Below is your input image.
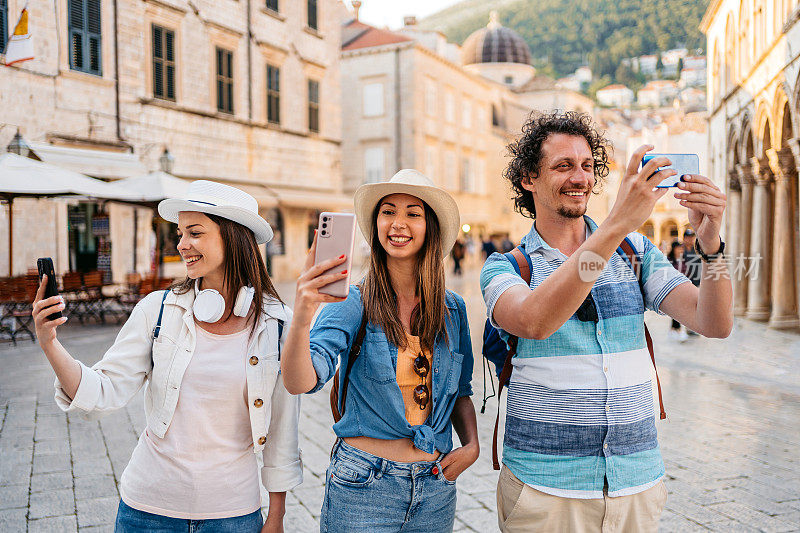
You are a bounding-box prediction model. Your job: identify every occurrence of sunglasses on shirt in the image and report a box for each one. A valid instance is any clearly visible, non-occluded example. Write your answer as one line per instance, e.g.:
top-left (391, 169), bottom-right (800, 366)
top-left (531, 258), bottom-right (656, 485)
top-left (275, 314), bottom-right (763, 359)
top-left (412, 353), bottom-right (430, 410)
top-left (576, 293), bottom-right (599, 323)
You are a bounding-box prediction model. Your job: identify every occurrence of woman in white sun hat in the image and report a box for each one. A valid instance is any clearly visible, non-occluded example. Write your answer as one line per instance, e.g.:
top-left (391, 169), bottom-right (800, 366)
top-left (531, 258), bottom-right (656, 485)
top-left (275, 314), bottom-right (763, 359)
top-left (281, 169), bottom-right (479, 532)
top-left (31, 180), bottom-right (301, 533)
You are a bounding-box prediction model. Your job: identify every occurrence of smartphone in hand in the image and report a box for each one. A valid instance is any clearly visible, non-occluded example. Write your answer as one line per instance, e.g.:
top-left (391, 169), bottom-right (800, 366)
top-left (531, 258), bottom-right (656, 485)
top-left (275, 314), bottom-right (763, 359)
top-left (36, 257), bottom-right (63, 321)
top-left (641, 153), bottom-right (700, 188)
top-left (314, 213), bottom-right (356, 298)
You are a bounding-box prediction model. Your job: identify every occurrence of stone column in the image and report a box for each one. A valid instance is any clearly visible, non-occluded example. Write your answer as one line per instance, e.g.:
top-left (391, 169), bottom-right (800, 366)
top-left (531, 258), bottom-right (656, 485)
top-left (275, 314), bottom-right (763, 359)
top-left (766, 144), bottom-right (800, 329)
top-left (726, 171), bottom-right (741, 301)
top-left (745, 157), bottom-right (773, 321)
top-left (734, 164), bottom-right (754, 316)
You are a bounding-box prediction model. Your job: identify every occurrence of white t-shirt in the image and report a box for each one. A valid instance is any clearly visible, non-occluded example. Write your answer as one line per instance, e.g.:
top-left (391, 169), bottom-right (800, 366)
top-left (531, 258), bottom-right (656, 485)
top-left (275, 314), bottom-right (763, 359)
top-left (120, 326), bottom-right (260, 519)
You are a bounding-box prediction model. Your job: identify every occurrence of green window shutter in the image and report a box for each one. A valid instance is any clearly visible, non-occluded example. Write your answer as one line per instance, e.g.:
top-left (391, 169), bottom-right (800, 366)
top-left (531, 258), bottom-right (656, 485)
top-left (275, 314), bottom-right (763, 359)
top-left (68, 0), bottom-right (85, 71)
top-left (307, 0), bottom-right (317, 30)
top-left (152, 25), bottom-right (163, 98)
top-left (0, 0), bottom-right (8, 54)
top-left (68, 0), bottom-right (102, 75)
top-left (86, 0), bottom-right (102, 75)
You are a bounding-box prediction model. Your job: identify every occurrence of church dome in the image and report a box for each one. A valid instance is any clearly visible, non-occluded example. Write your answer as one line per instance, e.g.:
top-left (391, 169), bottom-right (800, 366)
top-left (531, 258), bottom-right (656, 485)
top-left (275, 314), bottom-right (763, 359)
top-left (461, 12), bottom-right (531, 66)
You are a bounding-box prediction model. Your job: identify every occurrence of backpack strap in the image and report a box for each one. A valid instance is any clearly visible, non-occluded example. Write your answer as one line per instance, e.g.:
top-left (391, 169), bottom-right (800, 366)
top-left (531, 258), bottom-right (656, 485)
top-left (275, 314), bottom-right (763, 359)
top-left (330, 309), bottom-right (368, 422)
top-left (618, 238), bottom-right (667, 420)
top-left (277, 319), bottom-right (284, 360)
top-left (150, 290), bottom-right (170, 371)
top-left (492, 245), bottom-right (532, 470)
top-left (152, 290), bottom-right (169, 340)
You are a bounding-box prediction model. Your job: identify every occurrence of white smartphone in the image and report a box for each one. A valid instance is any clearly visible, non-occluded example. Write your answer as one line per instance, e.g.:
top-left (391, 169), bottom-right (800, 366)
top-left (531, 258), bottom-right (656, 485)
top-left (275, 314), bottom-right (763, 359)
top-left (314, 212), bottom-right (356, 298)
top-left (641, 153), bottom-right (700, 188)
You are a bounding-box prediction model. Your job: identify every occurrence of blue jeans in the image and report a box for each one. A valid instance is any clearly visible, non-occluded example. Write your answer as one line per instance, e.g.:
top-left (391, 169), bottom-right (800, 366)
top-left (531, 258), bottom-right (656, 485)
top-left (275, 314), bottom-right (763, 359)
top-left (320, 440), bottom-right (457, 533)
top-left (115, 500), bottom-right (263, 533)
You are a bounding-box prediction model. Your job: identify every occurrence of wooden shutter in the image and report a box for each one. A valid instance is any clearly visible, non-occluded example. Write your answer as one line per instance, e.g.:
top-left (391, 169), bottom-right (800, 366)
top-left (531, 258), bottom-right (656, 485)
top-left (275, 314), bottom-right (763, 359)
top-left (307, 0), bottom-right (317, 30)
top-left (87, 0), bottom-right (101, 74)
top-left (0, 0), bottom-right (7, 54)
top-left (267, 64), bottom-right (280, 124)
top-left (68, 0), bottom-right (102, 75)
top-left (308, 79), bottom-right (319, 133)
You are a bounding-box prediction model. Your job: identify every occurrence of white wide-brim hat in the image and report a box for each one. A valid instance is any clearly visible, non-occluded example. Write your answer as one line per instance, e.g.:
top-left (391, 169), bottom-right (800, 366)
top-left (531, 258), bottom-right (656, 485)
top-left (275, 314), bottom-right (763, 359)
top-left (353, 169), bottom-right (460, 256)
top-left (158, 180), bottom-right (273, 244)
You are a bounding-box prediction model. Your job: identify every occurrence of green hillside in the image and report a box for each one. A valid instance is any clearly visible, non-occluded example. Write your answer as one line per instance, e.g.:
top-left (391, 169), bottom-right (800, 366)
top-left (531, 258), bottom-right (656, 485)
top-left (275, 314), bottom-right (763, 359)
top-left (418, 0), bottom-right (709, 86)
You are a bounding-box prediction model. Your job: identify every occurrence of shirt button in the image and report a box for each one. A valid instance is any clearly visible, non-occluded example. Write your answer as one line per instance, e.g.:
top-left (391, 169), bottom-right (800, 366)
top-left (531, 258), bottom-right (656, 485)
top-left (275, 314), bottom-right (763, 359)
top-left (605, 405), bottom-right (610, 411)
top-left (249, 356), bottom-right (259, 365)
top-left (597, 330), bottom-right (603, 336)
top-left (254, 399), bottom-right (263, 408)
top-left (258, 436), bottom-right (266, 445)
top-left (603, 443), bottom-right (608, 449)
top-left (603, 367), bottom-right (609, 372)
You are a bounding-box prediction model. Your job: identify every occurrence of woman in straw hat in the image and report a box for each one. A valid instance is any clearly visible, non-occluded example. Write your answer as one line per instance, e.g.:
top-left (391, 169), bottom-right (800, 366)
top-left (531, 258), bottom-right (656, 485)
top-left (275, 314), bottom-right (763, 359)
top-left (281, 170), bottom-right (478, 532)
top-left (32, 180), bottom-right (301, 532)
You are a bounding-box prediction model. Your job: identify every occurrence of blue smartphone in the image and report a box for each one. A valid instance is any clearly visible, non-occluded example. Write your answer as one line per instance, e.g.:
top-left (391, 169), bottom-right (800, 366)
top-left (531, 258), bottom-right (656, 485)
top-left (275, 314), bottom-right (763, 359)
top-left (641, 153), bottom-right (700, 188)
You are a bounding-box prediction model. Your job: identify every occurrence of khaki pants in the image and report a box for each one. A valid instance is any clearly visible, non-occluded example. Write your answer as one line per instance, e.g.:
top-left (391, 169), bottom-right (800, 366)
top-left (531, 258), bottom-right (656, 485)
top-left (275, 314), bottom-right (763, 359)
top-left (496, 466), bottom-right (667, 533)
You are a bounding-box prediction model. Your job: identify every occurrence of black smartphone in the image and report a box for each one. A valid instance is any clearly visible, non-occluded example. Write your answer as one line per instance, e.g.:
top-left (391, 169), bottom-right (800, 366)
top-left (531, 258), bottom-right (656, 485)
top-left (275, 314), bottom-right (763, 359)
top-left (36, 257), bottom-right (63, 321)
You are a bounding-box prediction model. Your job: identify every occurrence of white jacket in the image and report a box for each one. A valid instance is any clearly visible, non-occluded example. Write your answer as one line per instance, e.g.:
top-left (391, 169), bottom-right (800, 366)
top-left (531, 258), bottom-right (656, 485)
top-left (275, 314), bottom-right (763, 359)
top-left (54, 289), bottom-right (303, 492)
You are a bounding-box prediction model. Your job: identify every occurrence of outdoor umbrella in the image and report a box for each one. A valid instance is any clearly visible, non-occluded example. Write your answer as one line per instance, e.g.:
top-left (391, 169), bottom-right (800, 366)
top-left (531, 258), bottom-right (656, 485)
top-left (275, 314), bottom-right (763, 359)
top-left (114, 171), bottom-right (191, 275)
top-left (0, 153), bottom-right (141, 275)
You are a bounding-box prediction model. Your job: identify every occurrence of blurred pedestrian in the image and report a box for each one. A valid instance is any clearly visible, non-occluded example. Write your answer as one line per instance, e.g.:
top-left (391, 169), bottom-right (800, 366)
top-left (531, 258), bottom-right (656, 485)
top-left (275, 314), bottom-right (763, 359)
top-left (482, 235), bottom-right (497, 259)
top-left (451, 238), bottom-right (465, 275)
top-left (667, 240), bottom-right (688, 342)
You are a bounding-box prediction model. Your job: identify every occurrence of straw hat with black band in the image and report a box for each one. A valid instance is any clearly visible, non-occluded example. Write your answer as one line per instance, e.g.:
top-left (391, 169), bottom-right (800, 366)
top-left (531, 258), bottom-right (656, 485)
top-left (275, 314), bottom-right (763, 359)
top-left (158, 180), bottom-right (273, 244)
top-left (353, 169), bottom-right (460, 256)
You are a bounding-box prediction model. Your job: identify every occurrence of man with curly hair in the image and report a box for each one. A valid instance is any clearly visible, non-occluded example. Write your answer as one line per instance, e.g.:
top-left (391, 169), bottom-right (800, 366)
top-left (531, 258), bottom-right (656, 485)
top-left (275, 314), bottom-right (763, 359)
top-left (480, 111), bottom-right (732, 532)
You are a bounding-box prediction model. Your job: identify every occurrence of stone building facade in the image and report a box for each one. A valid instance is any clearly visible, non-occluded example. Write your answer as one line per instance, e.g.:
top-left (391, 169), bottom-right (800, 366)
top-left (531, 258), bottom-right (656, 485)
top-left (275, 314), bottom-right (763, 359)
top-left (702, 0), bottom-right (800, 329)
top-left (1, 0), bottom-right (347, 282)
top-left (340, 14), bottom-right (602, 252)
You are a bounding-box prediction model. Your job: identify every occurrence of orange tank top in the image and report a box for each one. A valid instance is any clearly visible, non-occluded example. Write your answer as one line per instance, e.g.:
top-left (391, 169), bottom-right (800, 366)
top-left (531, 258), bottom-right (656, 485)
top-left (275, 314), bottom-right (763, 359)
top-left (396, 334), bottom-right (433, 426)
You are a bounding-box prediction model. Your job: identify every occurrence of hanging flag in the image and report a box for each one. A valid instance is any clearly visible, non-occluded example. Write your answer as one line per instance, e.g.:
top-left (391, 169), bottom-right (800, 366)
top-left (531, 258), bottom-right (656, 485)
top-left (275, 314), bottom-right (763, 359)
top-left (4, 4), bottom-right (34, 66)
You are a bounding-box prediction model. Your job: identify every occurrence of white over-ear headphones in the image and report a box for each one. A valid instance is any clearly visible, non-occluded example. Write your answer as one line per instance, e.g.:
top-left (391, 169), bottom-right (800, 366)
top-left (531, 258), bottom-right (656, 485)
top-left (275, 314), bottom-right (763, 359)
top-left (193, 282), bottom-right (255, 323)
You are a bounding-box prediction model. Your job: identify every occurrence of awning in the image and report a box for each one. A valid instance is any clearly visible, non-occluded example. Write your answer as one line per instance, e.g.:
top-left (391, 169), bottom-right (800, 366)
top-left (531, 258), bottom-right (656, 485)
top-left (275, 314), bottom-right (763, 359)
top-left (29, 142), bottom-right (147, 179)
top-left (275, 188), bottom-right (352, 211)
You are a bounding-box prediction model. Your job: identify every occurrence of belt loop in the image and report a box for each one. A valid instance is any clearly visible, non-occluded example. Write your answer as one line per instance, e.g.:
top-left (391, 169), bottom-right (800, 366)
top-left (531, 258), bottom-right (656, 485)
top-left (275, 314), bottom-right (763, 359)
top-left (330, 437), bottom-right (342, 459)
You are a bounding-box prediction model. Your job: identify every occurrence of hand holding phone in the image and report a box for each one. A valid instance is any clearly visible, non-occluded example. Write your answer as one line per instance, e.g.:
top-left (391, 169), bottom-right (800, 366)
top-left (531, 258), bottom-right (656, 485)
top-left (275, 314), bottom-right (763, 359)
top-left (314, 213), bottom-right (356, 298)
top-left (641, 153), bottom-right (700, 188)
top-left (36, 258), bottom-right (62, 321)
top-left (33, 258), bottom-right (68, 345)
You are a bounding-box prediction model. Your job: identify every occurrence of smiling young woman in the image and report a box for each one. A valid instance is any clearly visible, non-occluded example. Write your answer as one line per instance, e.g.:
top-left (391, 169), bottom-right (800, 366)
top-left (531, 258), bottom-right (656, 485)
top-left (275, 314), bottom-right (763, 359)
top-left (280, 169), bottom-right (479, 533)
top-left (31, 180), bottom-right (301, 533)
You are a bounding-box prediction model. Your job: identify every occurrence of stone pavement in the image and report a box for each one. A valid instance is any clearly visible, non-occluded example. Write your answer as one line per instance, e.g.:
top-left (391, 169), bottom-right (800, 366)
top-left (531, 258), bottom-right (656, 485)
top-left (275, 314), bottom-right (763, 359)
top-left (1, 269), bottom-right (799, 532)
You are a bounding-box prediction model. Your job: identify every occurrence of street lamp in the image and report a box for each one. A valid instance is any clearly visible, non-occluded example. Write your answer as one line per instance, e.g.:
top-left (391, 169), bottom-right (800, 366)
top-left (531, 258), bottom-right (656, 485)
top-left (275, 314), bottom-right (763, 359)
top-left (6, 130), bottom-right (31, 158)
top-left (159, 148), bottom-right (175, 174)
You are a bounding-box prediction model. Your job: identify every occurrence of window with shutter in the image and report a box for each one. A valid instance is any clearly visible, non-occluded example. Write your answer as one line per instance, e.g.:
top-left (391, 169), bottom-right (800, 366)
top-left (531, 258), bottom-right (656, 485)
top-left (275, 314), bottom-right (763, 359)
top-left (307, 0), bottom-right (317, 30)
top-left (267, 64), bottom-right (280, 124)
top-left (0, 0), bottom-right (8, 54)
top-left (216, 47), bottom-right (234, 114)
top-left (68, 0), bottom-right (102, 75)
top-left (152, 24), bottom-right (175, 101)
top-left (308, 79), bottom-right (319, 133)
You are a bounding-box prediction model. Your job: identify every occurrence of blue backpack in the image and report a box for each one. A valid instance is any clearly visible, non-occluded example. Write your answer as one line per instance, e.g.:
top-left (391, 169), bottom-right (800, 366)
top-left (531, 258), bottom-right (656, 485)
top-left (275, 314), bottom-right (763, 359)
top-left (480, 246), bottom-right (532, 413)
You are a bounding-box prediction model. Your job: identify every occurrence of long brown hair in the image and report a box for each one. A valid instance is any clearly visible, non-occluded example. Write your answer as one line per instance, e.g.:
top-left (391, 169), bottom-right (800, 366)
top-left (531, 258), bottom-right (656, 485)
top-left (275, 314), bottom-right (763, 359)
top-left (360, 198), bottom-right (447, 352)
top-left (170, 213), bottom-right (282, 336)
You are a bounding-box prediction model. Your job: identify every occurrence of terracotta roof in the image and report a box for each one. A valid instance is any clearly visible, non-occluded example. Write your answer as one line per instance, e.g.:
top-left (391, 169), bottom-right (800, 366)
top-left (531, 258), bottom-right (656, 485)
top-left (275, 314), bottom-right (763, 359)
top-left (598, 84), bottom-right (630, 91)
top-left (342, 20), bottom-right (412, 51)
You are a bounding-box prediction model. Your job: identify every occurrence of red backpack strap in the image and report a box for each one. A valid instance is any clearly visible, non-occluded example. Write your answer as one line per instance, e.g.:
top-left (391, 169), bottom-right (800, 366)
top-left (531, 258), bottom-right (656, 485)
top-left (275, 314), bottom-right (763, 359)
top-left (619, 239), bottom-right (667, 420)
top-left (492, 247), bottom-right (532, 470)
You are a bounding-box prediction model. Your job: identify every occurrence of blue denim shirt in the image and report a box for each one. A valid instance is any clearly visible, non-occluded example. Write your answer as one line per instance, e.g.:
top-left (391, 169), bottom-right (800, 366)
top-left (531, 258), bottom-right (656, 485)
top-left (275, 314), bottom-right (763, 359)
top-left (308, 285), bottom-right (474, 455)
